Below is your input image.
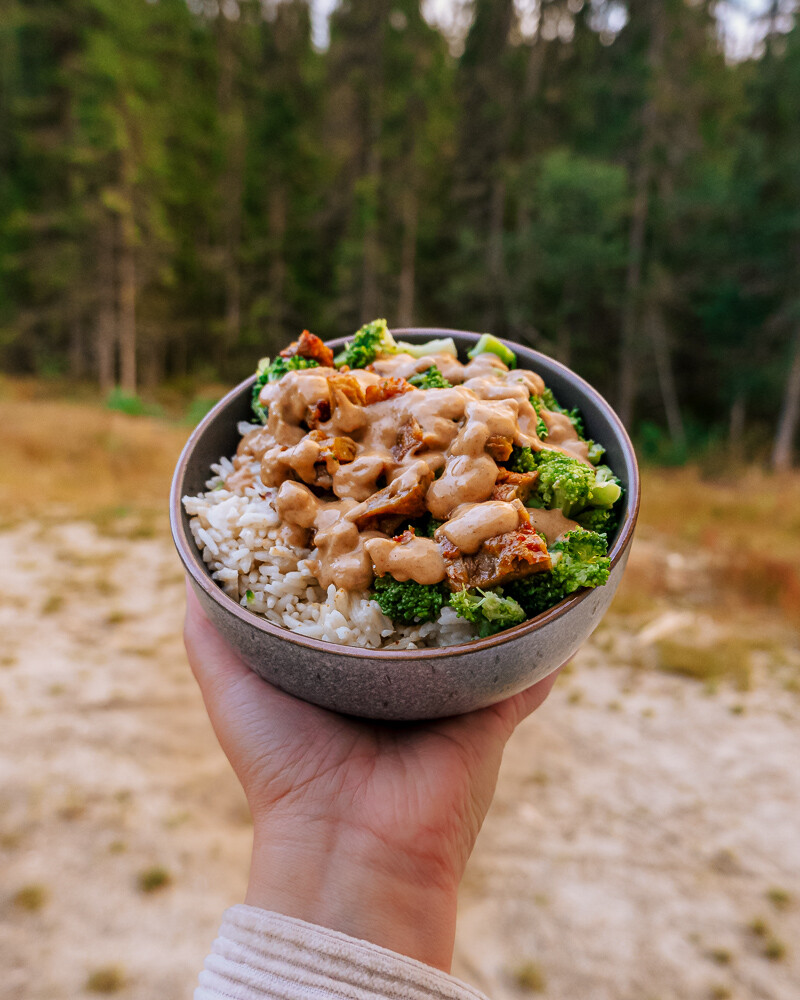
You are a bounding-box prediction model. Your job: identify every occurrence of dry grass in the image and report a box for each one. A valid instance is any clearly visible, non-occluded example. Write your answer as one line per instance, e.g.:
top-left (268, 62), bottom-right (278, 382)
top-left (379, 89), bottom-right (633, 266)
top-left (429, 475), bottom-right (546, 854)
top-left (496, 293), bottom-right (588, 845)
top-left (638, 466), bottom-right (800, 623)
top-left (656, 639), bottom-right (752, 691)
top-left (13, 884), bottom-right (48, 911)
top-left (766, 886), bottom-right (792, 910)
top-left (85, 966), bottom-right (126, 993)
top-left (512, 961), bottom-right (547, 992)
top-left (137, 865), bottom-right (172, 893)
top-left (764, 937), bottom-right (788, 961)
top-left (0, 394), bottom-right (186, 521)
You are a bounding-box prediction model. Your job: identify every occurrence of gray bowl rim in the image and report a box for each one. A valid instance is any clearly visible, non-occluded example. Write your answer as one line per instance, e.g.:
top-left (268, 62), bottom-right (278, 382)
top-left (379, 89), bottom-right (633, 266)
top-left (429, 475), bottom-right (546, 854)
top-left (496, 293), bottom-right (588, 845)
top-left (170, 327), bottom-right (640, 660)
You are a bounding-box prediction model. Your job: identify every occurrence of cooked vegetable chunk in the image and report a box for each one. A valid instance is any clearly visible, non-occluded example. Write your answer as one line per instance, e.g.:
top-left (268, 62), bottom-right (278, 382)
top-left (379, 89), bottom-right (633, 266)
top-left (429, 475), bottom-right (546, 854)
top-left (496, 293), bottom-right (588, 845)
top-left (507, 528), bottom-right (610, 616)
top-left (408, 365), bottom-right (452, 389)
top-left (467, 333), bottom-right (517, 368)
top-left (449, 587), bottom-right (526, 637)
top-left (372, 576), bottom-right (448, 623)
top-left (334, 318), bottom-right (398, 368)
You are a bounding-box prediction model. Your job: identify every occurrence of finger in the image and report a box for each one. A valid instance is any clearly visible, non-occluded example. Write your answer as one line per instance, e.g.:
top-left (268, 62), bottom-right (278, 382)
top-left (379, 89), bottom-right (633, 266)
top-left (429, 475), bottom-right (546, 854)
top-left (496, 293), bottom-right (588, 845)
top-left (502, 665), bottom-right (562, 728)
top-left (182, 578), bottom-right (333, 743)
top-left (483, 664), bottom-right (564, 737)
top-left (183, 580), bottom-right (253, 692)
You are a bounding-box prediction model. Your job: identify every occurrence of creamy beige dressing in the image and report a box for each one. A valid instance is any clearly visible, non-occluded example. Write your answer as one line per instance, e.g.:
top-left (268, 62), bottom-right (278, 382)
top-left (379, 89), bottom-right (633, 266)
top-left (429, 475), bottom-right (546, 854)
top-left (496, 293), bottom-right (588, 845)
top-left (525, 507), bottom-right (580, 544)
top-left (228, 350), bottom-right (591, 589)
top-left (364, 536), bottom-right (446, 585)
top-left (437, 501), bottom-right (523, 554)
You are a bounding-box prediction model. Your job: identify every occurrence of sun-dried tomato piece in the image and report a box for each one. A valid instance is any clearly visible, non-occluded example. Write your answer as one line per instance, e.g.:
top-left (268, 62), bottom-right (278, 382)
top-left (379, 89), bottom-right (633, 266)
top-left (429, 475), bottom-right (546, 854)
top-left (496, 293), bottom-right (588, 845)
top-left (327, 371), bottom-right (366, 406)
top-left (307, 431), bottom-right (358, 473)
top-left (440, 521), bottom-right (551, 591)
top-left (485, 434), bottom-right (514, 462)
top-left (392, 528), bottom-right (416, 544)
top-left (364, 377), bottom-right (414, 406)
top-left (391, 416), bottom-right (424, 462)
top-left (491, 468), bottom-right (539, 503)
top-left (350, 468), bottom-right (434, 533)
top-left (280, 329), bottom-right (334, 367)
top-left (306, 398), bottom-right (332, 429)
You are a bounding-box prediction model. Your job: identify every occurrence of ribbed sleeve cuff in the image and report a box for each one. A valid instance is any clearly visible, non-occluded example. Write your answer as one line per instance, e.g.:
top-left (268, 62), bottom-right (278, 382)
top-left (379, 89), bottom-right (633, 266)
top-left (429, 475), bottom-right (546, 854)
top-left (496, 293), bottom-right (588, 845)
top-left (195, 905), bottom-right (489, 1000)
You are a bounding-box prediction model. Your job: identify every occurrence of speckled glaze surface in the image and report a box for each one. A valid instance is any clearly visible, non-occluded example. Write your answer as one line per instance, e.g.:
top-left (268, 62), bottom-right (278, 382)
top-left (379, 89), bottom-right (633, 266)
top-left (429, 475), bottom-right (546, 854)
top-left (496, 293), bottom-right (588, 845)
top-left (170, 328), bottom-right (640, 720)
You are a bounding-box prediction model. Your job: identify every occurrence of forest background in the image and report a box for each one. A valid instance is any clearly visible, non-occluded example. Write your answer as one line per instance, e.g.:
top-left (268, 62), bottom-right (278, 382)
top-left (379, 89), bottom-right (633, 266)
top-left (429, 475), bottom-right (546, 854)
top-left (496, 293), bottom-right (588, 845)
top-left (2, 0), bottom-right (800, 468)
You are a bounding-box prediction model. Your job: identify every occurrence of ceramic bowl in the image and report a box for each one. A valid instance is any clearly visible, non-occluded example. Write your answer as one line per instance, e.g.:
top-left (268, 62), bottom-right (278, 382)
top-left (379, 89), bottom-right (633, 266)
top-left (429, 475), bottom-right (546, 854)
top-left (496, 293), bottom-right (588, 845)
top-left (170, 328), bottom-right (640, 720)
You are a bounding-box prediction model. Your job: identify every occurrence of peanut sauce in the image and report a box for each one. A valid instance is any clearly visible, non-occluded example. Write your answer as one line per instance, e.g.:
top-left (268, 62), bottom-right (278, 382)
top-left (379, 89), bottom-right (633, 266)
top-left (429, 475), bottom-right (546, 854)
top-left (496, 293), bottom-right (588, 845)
top-left (227, 351), bottom-right (589, 590)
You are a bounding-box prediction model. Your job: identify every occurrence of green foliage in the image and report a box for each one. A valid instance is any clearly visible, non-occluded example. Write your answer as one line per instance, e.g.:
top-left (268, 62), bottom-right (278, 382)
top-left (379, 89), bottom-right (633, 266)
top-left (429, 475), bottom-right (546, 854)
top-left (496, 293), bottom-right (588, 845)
top-left (408, 365), bottom-right (451, 389)
top-left (334, 319), bottom-right (396, 369)
top-left (105, 389), bottom-right (162, 418)
top-left (371, 575), bottom-right (447, 624)
top-left (184, 397), bottom-right (218, 426)
top-left (449, 587), bottom-right (526, 637)
top-left (2, 0), bottom-right (800, 464)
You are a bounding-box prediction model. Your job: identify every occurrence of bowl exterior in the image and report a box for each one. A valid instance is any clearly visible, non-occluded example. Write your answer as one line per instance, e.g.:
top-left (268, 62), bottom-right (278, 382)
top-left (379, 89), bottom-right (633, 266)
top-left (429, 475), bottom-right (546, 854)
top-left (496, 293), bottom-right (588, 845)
top-left (172, 328), bottom-right (639, 720)
top-left (187, 547), bottom-right (629, 720)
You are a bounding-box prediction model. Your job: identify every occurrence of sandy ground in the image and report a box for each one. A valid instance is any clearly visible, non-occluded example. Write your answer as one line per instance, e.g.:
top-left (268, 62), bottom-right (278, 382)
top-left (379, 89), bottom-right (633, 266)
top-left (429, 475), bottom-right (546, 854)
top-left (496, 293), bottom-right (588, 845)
top-left (1, 519), bottom-right (798, 1000)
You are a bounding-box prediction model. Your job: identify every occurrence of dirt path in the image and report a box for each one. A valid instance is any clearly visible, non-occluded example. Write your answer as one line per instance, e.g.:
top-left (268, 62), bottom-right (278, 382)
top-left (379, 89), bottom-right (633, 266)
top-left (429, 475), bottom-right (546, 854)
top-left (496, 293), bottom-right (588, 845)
top-left (1, 521), bottom-right (798, 999)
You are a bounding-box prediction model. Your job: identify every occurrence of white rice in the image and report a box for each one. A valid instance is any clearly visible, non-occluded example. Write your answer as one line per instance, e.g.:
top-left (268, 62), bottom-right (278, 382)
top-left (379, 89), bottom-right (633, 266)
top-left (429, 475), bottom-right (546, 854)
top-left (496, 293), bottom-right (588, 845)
top-left (182, 457), bottom-right (474, 649)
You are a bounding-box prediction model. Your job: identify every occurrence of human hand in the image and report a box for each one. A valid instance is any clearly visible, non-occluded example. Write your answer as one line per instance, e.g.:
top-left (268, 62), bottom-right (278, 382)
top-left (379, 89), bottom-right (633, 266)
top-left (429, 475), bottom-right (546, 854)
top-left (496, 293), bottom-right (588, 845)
top-left (184, 585), bottom-right (560, 972)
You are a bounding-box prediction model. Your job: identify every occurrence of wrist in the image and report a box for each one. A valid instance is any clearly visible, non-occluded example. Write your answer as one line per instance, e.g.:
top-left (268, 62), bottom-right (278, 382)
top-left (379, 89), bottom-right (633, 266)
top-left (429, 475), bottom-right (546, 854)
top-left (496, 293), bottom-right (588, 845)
top-left (245, 818), bottom-right (460, 972)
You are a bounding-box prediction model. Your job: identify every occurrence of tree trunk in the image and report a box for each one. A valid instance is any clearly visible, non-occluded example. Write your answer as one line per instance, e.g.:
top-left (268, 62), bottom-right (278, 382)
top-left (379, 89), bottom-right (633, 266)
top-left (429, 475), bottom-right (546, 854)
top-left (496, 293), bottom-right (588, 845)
top-left (360, 135), bottom-right (382, 322)
top-left (117, 210), bottom-right (137, 395)
top-left (771, 325), bottom-right (800, 471)
top-left (618, 0), bottom-right (664, 428)
top-left (729, 394), bottom-right (745, 454)
top-left (647, 302), bottom-right (686, 451)
top-left (397, 184), bottom-right (418, 327)
top-left (68, 314), bottom-right (84, 379)
top-left (217, 14), bottom-right (245, 359)
top-left (485, 175), bottom-right (507, 330)
top-left (556, 323), bottom-right (571, 367)
top-left (95, 218), bottom-right (116, 392)
top-left (267, 183), bottom-right (287, 347)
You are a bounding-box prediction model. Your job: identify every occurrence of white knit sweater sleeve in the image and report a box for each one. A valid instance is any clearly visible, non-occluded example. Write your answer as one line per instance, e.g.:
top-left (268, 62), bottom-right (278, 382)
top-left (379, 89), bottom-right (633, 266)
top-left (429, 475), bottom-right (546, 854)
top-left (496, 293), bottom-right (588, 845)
top-left (195, 905), bottom-right (490, 1000)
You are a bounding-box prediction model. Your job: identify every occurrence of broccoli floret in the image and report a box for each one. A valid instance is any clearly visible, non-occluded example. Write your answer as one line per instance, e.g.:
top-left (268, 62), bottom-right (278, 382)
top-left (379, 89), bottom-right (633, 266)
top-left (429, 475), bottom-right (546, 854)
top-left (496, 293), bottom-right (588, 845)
top-left (449, 587), bottom-right (527, 637)
top-left (508, 445), bottom-right (537, 474)
top-left (534, 450), bottom-right (597, 517)
top-left (533, 450), bottom-right (622, 516)
top-left (467, 333), bottom-right (517, 368)
top-left (334, 318), bottom-right (398, 368)
top-left (586, 439), bottom-right (605, 464)
top-left (573, 505), bottom-right (617, 539)
top-left (530, 395), bottom-right (549, 440)
top-left (540, 387), bottom-right (585, 437)
top-left (423, 515), bottom-right (443, 538)
top-left (252, 352), bottom-right (325, 421)
top-left (269, 354), bottom-right (320, 381)
top-left (505, 572), bottom-right (566, 618)
top-left (395, 515), bottom-right (443, 539)
top-left (372, 576), bottom-right (447, 624)
top-left (550, 528), bottom-right (610, 592)
top-left (507, 528), bottom-right (610, 616)
top-left (395, 337), bottom-right (458, 358)
top-left (251, 357), bottom-right (271, 423)
top-left (591, 465), bottom-right (622, 507)
top-left (408, 365), bottom-right (452, 390)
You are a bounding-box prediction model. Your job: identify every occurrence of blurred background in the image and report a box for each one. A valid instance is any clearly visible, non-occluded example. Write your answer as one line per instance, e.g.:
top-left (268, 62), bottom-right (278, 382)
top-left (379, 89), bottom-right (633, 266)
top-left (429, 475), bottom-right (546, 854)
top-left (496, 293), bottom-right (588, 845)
top-left (1, 1), bottom-right (799, 999)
